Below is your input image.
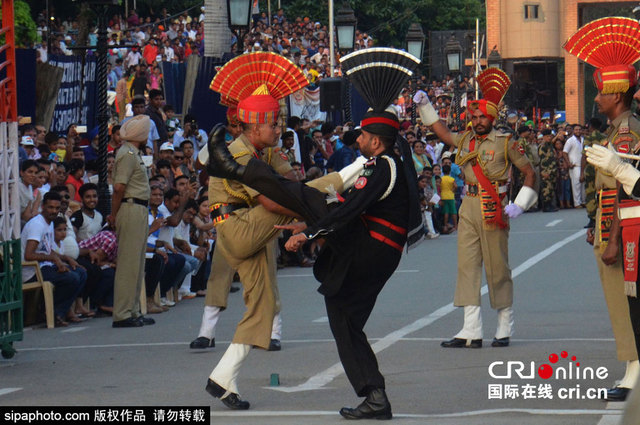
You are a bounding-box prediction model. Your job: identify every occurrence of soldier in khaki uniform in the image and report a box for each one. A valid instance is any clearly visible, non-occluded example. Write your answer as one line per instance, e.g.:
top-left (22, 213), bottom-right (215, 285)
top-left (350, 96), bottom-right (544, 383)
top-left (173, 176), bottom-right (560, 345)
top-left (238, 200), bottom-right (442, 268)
top-left (417, 68), bottom-right (537, 348)
top-left (107, 115), bottom-right (155, 328)
top-left (565, 17), bottom-right (640, 401)
top-left (538, 129), bottom-right (558, 212)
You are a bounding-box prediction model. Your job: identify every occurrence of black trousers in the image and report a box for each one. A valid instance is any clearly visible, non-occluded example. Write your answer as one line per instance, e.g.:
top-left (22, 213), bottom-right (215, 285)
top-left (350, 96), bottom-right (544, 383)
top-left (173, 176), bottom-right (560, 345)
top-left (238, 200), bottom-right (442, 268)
top-left (628, 295), bottom-right (640, 358)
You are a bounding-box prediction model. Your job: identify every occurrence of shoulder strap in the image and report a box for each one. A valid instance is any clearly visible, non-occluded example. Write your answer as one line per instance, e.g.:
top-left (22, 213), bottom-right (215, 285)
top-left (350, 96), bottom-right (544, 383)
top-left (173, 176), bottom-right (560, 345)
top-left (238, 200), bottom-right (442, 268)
top-left (378, 155), bottom-right (397, 201)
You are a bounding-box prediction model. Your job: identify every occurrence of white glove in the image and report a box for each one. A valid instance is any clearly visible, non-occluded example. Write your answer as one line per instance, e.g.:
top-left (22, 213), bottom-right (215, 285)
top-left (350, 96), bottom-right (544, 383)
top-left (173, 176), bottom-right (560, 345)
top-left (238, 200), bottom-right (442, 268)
top-left (504, 203), bottom-right (524, 219)
top-left (413, 90), bottom-right (440, 126)
top-left (586, 144), bottom-right (640, 195)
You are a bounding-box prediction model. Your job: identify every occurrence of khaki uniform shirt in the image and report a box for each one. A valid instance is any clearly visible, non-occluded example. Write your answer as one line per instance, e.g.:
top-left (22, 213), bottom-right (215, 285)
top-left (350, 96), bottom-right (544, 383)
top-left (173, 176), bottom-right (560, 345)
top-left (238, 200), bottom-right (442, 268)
top-left (596, 110), bottom-right (640, 191)
top-left (113, 141), bottom-right (150, 200)
top-left (208, 134), bottom-right (293, 205)
top-left (454, 128), bottom-right (530, 183)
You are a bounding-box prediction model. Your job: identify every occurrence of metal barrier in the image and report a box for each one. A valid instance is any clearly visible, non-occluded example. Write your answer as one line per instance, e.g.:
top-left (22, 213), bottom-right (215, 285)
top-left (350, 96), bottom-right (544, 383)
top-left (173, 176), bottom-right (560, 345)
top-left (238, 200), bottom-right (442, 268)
top-left (0, 0), bottom-right (22, 358)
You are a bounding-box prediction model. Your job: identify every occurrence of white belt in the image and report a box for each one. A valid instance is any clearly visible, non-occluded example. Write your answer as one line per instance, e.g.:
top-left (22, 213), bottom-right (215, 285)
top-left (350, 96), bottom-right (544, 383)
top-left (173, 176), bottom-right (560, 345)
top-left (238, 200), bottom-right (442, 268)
top-left (465, 184), bottom-right (508, 194)
top-left (619, 206), bottom-right (640, 220)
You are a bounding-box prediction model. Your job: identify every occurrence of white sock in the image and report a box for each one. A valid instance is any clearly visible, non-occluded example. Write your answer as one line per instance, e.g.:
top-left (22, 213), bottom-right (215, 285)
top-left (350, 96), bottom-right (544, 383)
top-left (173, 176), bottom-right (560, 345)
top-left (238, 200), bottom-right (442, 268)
top-left (271, 312), bottom-right (282, 340)
top-left (198, 306), bottom-right (221, 339)
top-left (495, 306), bottom-right (514, 339)
top-left (619, 360), bottom-right (640, 389)
top-left (338, 156), bottom-right (367, 189)
top-left (454, 305), bottom-right (482, 339)
top-left (209, 343), bottom-right (251, 395)
top-left (425, 211), bottom-right (437, 234)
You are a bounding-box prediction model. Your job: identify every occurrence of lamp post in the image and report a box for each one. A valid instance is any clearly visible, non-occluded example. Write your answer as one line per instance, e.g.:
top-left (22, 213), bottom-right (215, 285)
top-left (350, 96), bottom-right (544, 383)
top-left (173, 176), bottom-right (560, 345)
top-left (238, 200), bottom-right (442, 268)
top-left (406, 23), bottom-right (425, 124)
top-left (335, 4), bottom-right (357, 123)
top-left (90, 0), bottom-right (119, 216)
top-left (444, 34), bottom-right (463, 130)
top-left (227, 0), bottom-right (253, 55)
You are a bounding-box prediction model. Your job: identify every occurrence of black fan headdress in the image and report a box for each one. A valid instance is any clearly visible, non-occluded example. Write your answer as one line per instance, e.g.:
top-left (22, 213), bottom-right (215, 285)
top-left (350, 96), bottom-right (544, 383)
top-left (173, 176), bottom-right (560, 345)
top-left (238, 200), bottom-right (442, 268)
top-left (340, 47), bottom-right (420, 138)
top-left (341, 47), bottom-right (425, 250)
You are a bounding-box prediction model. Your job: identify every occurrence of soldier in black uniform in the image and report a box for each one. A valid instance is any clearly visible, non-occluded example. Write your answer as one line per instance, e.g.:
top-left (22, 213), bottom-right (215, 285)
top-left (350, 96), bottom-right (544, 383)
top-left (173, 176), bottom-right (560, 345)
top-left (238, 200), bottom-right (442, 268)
top-left (206, 48), bottom-right (424, 420)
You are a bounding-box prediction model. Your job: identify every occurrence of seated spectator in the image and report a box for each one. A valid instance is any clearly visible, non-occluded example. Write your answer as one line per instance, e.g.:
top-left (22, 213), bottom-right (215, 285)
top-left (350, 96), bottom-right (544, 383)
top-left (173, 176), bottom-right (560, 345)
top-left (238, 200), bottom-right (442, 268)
top-left (179, 140), bottom-right (197, 176)
top-left (71, 183), bottom-right (104, 241)
top-left (65, 159), bottom-right (85, 202)
top-left (78, 230), bottom-right (117, 315)
top-left (173, 199), bottom-right (207, 298)
top-left (21, 136), bottom-right (41, 160)
top-left (20, 159), bottom-right (41, 228)
top-left (147, 186), bottom-right (186, 309)
top-left (22, 192), bottom-right (87, 327)
top-left (412, 140), bottom-right (431, 174)
top-left (158, 188), bottom-right (198, 301)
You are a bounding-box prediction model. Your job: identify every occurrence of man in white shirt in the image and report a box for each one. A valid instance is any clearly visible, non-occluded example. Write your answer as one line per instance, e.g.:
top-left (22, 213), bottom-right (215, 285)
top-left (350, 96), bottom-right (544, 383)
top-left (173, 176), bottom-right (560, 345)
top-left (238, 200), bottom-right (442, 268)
top-left (125, 48), bottom-right (142, 69)
top-left (22, 192), bottom-right (86, 326)
top-left (563, 124), bottom-right (586, 207)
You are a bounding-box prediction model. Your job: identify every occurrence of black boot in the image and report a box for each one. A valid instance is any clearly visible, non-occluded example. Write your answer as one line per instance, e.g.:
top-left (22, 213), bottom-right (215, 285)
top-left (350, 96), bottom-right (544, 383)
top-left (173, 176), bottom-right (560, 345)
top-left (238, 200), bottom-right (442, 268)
top-left (206, 123), bottom-right (246, 180)
top-left (339, 388), bottom-right (392, 420)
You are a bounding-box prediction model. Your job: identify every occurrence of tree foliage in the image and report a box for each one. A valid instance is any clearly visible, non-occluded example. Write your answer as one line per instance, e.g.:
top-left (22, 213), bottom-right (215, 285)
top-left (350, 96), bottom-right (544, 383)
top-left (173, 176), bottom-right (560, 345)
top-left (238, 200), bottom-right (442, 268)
top-left (279, 0), bottom-right (484, 47)
top-left (1, 0), bottom-right (38, 47)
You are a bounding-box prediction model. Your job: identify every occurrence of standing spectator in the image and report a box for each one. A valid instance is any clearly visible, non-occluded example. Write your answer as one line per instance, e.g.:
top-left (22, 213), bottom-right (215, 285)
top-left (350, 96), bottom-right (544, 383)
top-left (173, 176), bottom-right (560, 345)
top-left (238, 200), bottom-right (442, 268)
top-left (440, 164), bottom-right (458, 232)
top-left (326, 130), bottom-right (358, 172)
top-left (130, 64), bottom-right (150, 98)
top-left (411, 140), bottom-right (431, 174)
top-left (115, 69), bottom-right (130, 122)
top-left (563, 124), bottom-right (586, 207)
top-left (125, 46), bottom-right (142, 69)
top-left (145, 89), bottom-right (169, 145)
top-left (22, 192), bottom-right (87, 327)
top-left (143, 38), bottom-right (158, 65)
top-left (108, 115), bottom-right (155, 328)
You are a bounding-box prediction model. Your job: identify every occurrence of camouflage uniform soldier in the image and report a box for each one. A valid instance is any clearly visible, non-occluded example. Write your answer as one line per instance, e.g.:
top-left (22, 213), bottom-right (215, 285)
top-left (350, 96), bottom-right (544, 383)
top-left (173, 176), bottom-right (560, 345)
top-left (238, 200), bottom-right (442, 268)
top-left (582, 118), bottom-right (606, 228)
top-left (518, 129), bottom-right (540, 210)
top-left (511, 127), bottom-right (530, 200)
top-left (538, 129), bottom-right (558, 212)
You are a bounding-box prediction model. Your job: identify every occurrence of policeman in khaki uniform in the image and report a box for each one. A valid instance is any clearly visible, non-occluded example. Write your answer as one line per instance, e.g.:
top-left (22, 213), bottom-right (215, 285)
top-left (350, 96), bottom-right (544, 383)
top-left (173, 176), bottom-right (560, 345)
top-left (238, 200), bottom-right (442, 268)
top-left (417, 68), bottom-right (537, 348)
top-left (108, 115), bottom-right (155, 328)
top-left (565, 17), bottom-right (640, 401)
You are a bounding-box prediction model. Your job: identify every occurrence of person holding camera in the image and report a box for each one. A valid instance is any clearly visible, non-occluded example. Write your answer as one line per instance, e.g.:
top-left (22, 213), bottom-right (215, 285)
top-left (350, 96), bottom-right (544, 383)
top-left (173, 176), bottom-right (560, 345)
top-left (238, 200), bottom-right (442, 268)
top-left (174, 114), bottom-right (208, 157)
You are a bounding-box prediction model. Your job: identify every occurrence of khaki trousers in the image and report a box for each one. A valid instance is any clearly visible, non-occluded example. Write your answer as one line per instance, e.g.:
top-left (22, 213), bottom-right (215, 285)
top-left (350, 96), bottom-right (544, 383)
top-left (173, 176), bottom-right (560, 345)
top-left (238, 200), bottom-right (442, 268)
top-left (216, 206), bottom-right (290, 349)
top-left (204, 241), bottom-right (237, 309)
top-left (454, 195), bottom-right (513, 310)
top-left (113, 202), bottom-right (149, 321)
top-left (594, 207), bottom-right (638, 361)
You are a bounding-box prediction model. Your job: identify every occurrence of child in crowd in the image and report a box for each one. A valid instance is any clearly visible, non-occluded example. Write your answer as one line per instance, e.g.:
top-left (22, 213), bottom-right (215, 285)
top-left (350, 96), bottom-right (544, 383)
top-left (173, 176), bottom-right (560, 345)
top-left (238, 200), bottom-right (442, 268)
top-left (52, 216), bottom-right (89, 324)
top-left (164, 104), bottom-right (181, 139)
top-left (417, 175), bottom-right (439, 239)
top-left (71, 183), bottom-right (104, 241)
top-left (440, 164), bottom-right (458, 233)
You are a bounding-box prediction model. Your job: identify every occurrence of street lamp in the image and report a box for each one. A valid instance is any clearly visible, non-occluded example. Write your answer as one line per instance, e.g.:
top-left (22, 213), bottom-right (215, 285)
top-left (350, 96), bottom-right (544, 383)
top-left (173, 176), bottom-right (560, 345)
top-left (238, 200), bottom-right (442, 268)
top-left (335, 4), bottom-right (357, 51)
top-left (406, 23), bottom-right (425, 62)
top-left (445, 34), bottom-right (462, 73)
top-left (488, 48), bottom-right (502, 69)
top-left (227, 0), bottom-right (253, 55)
top-left (406, 23), bottom-right (425, 124)
top-left (334, 4), bottom-right (357, 122)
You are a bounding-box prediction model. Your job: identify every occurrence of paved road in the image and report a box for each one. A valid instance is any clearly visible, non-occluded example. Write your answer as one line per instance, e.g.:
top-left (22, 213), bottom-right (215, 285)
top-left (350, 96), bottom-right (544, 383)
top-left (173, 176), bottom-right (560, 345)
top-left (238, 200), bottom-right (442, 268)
top-left (0, 208), bottom-right (632, 424)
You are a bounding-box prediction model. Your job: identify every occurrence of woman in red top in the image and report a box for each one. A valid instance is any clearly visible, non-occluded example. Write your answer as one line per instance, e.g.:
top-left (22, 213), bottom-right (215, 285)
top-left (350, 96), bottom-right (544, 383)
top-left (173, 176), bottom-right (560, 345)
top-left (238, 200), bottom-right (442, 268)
top-left (65, 159), bottom-right (85, 202)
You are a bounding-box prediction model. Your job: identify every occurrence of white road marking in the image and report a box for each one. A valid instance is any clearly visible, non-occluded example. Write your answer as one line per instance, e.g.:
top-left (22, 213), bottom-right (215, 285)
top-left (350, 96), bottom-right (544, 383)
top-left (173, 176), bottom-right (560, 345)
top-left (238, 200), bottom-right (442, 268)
top-left (0, 388), bottom-right (22, 397)
top-left (269, 229), bottom-right (586, 393)
top-left (17, 336), bottom-right (616, 352)
top-left (61, 326), bottom-right (87, 333)
top-left (312, 316), bottom-right (328, 323)
top-left (545, 219), bottom-right (563, 227)
top-left (210, 408), bottom-right (620, 418)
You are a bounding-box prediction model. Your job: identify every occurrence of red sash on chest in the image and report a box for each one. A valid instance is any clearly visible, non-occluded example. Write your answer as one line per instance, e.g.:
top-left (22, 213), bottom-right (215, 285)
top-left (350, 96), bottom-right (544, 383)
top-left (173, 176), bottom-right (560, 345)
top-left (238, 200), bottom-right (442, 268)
top-left (469, 137), bottom-right (507, 229)
top-left (619, 199), bottom-right (640, 285)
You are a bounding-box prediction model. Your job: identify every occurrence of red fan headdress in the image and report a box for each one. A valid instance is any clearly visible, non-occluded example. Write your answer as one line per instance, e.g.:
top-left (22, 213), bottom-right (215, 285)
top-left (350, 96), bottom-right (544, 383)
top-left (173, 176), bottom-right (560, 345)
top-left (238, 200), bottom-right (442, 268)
top-left (564, 17), bottom-right (640, 94)
top-left (210, 52), bottom-right (308, 124)
top-left (219, 95), bottom-right (240, 126)
top-left (468, 67), bottom-right (511, 122)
